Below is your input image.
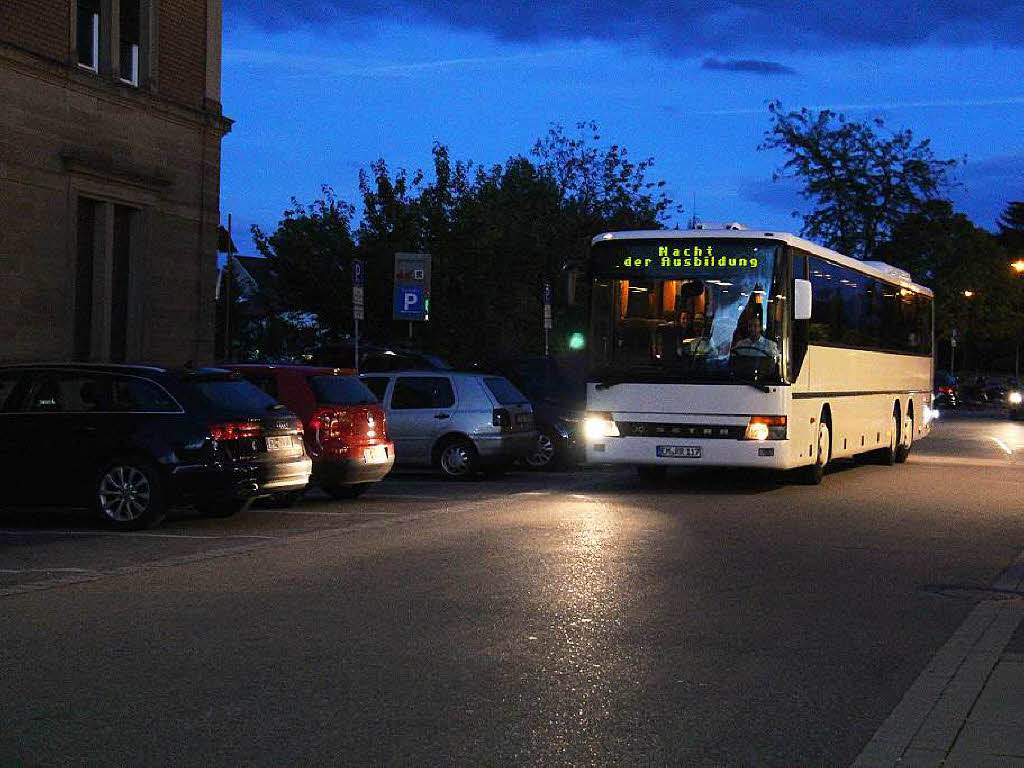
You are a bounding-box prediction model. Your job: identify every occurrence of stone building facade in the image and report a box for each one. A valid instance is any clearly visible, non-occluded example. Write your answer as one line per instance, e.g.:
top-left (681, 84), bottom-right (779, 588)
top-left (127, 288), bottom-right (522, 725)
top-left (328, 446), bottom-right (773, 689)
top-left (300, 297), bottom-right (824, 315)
top-left (0, 0), bottom-right (232, 364)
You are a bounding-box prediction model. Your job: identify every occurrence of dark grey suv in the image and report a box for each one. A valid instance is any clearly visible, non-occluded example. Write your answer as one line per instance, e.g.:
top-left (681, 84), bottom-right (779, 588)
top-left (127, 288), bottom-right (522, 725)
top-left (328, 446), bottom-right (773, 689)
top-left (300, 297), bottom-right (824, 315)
top-left (0, 363), bottom-right (312, 529)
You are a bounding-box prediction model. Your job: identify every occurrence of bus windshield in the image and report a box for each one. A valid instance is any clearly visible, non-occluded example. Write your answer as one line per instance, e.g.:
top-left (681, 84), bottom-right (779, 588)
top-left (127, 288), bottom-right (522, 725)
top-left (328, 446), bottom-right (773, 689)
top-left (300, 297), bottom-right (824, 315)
top-left (588, 238), bottom-right (786, 386)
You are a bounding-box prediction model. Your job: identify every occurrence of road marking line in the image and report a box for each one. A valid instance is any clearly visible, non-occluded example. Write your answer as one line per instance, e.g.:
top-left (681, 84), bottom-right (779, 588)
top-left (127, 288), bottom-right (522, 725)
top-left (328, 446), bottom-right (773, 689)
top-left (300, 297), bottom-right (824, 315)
top-left (361, 494), bottom-right (451, 501)
top-left (0, 498), bottom-right (508, 599)
top-left (990, 436), bottom-right (1013, 455)
top-left (0, 568), bottom-right (99, 574)
top-left (0, 529), bottom-right (277, 540)
top-left (852, 550), bottom-right (1024, 766)
top-left (909, 456), bottom-right (1015, 468)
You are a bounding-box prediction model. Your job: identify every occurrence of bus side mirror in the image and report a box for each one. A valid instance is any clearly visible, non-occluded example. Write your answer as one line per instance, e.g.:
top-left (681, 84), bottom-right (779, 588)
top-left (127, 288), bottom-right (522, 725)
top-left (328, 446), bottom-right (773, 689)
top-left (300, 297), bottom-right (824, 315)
top-left (794, 279), bottom-right (812, 320)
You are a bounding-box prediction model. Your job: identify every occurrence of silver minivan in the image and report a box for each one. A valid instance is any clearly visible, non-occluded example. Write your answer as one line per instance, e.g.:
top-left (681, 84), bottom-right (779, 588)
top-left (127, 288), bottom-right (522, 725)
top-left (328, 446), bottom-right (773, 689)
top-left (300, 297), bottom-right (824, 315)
top-left (360, 371), bottom-right (537, 478)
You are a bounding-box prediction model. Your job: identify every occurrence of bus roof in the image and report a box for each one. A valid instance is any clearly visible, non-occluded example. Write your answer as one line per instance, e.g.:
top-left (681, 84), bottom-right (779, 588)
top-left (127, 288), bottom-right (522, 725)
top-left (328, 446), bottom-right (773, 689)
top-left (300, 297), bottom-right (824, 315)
top-left (590, 229), bottom-right (934, 298)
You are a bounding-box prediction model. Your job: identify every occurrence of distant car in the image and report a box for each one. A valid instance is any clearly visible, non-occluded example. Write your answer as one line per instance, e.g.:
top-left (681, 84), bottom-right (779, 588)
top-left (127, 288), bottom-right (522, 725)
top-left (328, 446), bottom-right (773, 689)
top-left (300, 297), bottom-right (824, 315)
top-left (312, 342), bottom-right (451, 373)
top-left (933, 370), bottom-right (959, 410)
top-left (360, 371), bottom-right (537, 478)
top-left (985, 380), bottom-right (1008, 404)
top-left (484, 356), bottom-right (586, 470)
top-left (224, 364), bottom-right (394, 499)
top-left (0, 363), bottom-right (311, 529)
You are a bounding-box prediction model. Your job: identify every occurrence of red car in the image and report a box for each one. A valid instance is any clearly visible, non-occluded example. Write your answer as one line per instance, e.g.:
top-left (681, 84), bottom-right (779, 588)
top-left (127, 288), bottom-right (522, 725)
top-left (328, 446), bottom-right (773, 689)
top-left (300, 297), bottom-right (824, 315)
top-left (223, 365), bottom-right (394, 499)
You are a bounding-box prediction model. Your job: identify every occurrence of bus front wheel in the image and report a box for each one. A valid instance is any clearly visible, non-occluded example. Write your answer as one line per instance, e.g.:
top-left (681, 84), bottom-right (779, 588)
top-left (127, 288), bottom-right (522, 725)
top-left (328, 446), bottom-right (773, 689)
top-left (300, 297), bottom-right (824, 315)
top-left (799, 420), bottom-right (830, 485)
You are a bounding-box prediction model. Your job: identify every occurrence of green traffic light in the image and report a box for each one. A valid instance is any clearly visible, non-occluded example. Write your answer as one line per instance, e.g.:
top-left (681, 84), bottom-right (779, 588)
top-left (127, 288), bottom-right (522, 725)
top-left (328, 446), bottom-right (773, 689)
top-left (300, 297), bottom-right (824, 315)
top-left (568, 332), bottom-right (586, 350)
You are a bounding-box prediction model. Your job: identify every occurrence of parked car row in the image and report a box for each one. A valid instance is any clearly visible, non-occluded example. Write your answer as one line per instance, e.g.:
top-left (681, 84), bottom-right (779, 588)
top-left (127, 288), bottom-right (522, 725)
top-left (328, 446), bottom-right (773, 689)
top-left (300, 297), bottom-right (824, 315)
top-left (0, 361), bottom-right (548, 530)
top-left (933, 371), bottom-right (1023, 412)
top-left (0, 363), bottom-right (311, 530)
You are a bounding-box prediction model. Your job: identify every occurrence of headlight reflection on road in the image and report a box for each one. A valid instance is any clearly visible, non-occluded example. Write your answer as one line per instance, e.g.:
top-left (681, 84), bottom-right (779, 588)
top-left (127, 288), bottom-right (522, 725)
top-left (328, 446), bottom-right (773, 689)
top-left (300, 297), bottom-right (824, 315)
top-left (526, 495), bottom-right (627, 756)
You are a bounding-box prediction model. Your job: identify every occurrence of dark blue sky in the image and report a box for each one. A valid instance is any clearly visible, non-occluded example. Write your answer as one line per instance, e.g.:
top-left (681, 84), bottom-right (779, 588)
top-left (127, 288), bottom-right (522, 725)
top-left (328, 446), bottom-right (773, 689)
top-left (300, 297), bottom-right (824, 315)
top-left (219, 0), bottom-right (1024, 252)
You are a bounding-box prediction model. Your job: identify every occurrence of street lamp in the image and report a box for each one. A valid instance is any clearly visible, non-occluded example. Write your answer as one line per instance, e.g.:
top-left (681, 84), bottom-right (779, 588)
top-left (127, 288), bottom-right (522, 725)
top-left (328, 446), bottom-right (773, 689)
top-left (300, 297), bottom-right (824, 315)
top-left (962, 289), bottom-right (975, 298)
top-left (1012, 259), bottom-right (1024, 273)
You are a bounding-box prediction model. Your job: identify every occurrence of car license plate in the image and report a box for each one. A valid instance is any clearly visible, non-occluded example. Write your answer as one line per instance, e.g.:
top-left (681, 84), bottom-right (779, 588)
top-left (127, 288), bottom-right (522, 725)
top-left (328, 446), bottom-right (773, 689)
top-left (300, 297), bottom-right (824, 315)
top-left (266, 436), bottom-right (292, 452)
top-left (364, 445), bottom-right (389, 463)
top-left (656, 445), bottom-right (701, 458)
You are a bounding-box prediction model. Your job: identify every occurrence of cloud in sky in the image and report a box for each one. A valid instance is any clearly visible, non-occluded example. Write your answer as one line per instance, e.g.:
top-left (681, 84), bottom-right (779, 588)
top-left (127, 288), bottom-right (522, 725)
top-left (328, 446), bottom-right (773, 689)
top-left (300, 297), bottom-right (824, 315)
top-left (226, 0), bottom-right (1024, 51)
top-left (701, 58), bottom-right (796, 75)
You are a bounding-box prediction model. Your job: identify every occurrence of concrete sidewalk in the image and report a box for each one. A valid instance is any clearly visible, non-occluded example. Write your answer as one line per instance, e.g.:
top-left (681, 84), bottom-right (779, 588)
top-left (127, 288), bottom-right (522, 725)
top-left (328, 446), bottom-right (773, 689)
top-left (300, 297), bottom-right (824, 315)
top-left (853, 554), bottom-right (1024, 767)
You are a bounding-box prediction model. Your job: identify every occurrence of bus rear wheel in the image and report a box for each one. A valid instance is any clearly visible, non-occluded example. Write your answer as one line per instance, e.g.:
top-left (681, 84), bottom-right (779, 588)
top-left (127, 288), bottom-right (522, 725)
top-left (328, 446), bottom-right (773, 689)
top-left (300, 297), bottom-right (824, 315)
top-left (877, 410), bottom-right (899, 465)
top-left (895, 408), bottom-right (913, 463)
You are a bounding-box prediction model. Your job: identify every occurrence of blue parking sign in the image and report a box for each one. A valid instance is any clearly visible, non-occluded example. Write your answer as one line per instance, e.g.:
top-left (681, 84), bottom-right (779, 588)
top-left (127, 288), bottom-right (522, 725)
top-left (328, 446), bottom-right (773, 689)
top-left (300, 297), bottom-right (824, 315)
top-left (395, 285), bottom-right (426, 320)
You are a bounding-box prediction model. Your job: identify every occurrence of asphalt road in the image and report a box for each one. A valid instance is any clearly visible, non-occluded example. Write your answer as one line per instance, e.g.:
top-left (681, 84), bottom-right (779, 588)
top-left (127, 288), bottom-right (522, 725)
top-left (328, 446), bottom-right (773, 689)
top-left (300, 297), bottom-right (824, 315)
top-left (1, 411), bottom-right (1022, 766)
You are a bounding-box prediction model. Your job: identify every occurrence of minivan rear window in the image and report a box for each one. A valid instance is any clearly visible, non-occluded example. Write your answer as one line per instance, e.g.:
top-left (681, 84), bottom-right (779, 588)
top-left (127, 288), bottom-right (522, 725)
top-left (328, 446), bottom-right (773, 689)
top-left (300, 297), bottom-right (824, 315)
top-left (309, 376), bottom-right (377, 405)
top-left (483, 377), bottom-right (528, 405)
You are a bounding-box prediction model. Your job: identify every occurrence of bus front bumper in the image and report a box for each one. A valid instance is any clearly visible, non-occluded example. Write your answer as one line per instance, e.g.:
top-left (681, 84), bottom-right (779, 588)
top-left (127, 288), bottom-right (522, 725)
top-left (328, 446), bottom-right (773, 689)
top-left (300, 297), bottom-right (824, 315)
top-left (585, 436), bottom-right (798, 470)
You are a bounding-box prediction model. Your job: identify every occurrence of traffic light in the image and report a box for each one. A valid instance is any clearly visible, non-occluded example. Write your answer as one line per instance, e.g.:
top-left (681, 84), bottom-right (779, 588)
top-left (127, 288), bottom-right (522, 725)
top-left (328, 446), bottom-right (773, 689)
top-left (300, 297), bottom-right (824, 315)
top-left (568, 332), bottom-right (585, 350)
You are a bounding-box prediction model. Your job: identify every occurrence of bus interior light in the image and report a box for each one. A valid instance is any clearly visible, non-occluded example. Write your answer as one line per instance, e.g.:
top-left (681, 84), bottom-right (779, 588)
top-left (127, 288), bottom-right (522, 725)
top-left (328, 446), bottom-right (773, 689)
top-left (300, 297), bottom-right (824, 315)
top-left (744, 416), bottom-right (787, 441)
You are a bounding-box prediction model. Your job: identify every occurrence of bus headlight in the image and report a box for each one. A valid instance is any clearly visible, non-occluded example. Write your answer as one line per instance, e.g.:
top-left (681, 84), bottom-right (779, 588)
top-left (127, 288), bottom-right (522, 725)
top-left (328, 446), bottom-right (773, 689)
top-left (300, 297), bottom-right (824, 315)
top-left (584, 413), bottom-right (620, 440)
top-left (1010, 391), bottom-right (1023, 405)
top-left (743, 416), bottom-right (787, 441)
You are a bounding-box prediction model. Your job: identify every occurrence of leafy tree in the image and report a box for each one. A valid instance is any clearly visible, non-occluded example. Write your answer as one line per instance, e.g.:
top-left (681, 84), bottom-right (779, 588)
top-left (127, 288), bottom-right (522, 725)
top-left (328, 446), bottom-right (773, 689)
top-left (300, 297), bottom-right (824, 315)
top-left (759, 101), bottom-right (959, 259)
top-left (996, 201), bottom-right (1024, 255)
top-left (249, 124), bottom-right (679, 365)
top-left (250, 186), bottom-right (359, 341)
top-left (874, 201), bottom-right (1016, 370)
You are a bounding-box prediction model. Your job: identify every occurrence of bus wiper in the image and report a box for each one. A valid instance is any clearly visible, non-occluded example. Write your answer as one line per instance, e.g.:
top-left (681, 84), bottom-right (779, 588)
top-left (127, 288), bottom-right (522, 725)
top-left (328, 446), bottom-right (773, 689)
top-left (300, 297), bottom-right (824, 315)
top-left (595, 377), bottom-right (630, 390)
top-left (724, 368), bottom-right (773, 393)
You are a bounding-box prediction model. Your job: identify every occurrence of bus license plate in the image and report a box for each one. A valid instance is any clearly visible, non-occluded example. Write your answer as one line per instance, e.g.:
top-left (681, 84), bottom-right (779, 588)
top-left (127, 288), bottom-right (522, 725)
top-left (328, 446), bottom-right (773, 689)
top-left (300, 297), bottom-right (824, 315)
top-left (657, 445), bottom-right (701, 459)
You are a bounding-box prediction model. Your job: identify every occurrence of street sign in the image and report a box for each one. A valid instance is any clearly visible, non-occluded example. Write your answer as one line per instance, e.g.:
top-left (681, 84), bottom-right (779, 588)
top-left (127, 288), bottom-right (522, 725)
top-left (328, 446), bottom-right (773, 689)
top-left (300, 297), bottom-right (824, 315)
top-left (543, 281), bottom-right (552, 332)
top-left (352, 259), bottom-right (364, 287)
top-left (394, 253), bottom-right (430, 321)
top-left (395, 285), bottom-right (425, 319)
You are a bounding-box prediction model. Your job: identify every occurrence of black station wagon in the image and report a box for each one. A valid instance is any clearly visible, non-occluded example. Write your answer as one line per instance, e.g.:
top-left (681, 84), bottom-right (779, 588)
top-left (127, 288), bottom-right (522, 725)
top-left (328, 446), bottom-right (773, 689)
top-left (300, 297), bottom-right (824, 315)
top-left (0, 363), bottom-right (312, 530)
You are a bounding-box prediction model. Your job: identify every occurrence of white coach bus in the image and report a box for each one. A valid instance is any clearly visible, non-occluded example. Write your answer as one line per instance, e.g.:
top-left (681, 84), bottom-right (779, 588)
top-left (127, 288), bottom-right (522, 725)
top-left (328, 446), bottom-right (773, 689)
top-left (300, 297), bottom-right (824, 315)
top-left (582, 226), bottom-right (935, 483)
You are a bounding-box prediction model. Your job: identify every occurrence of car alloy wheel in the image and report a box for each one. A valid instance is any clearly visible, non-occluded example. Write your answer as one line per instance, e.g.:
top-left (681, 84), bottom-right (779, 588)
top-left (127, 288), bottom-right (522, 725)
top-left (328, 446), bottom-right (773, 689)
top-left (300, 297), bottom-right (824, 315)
top-left (439, 441), bottom-right (475, 478)
top-left (525, 432), bottom-right (556, 469)
top-left (96, 462), bottom-right (166, 530)
top-left (98, 465), bottom-right (152, 522)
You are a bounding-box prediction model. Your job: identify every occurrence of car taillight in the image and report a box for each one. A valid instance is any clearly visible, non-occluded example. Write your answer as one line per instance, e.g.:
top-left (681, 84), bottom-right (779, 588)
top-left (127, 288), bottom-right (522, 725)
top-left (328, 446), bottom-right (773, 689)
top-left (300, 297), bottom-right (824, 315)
top-left (311, 407), bottom-right (344, 439)
top-left (493, 408), bottom-right (511, 432)
top-left (938, 386), bottom-right (954, 394)
top-left (209, 421), bottom-right (262, 441)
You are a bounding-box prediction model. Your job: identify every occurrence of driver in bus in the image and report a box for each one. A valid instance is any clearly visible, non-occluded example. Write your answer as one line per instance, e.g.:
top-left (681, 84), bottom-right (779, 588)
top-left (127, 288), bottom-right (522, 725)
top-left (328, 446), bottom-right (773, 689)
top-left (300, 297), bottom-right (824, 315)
top-left (731, 313), bottom-right (780, 360)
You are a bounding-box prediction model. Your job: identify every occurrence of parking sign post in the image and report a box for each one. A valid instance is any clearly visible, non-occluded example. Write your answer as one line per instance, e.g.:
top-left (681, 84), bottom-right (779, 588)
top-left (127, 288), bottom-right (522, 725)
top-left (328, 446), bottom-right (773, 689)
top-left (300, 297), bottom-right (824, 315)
top-left (393, 253), bottom-right (431, 348)
top-left (543, 281), bottom-right (552, 356)
top-left (352, 259), bottom-right (364, 374)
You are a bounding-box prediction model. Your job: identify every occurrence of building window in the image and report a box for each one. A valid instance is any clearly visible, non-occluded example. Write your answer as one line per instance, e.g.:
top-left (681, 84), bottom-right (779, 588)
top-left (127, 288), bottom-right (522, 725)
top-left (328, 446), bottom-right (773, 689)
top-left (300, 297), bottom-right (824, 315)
top-left (77, 0), bottom-right (100, 71)
top-left (119, 0), bottom-right (140, 86)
